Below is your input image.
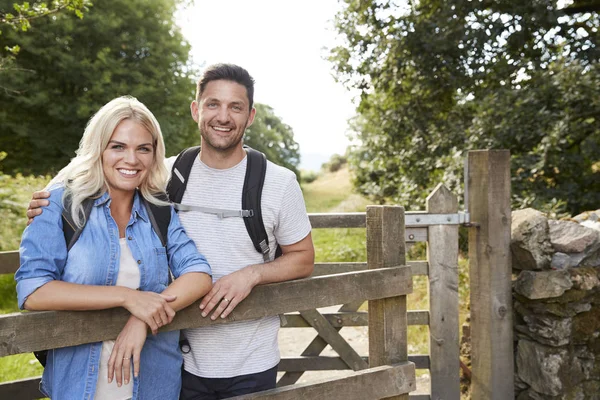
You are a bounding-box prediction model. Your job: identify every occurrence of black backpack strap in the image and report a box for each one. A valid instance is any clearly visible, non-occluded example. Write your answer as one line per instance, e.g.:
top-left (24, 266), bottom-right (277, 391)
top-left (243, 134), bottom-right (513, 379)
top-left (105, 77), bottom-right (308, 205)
top-left (141, 193), bottom-right (173, 284)
top-left (141, 193), bottom-right (171, 248)
top-left (62, 197), bottom-right (94, 251)
top-left (166, 146), bottom-right (201, 204)
top-left (242, 147), bottom-right (271, 262)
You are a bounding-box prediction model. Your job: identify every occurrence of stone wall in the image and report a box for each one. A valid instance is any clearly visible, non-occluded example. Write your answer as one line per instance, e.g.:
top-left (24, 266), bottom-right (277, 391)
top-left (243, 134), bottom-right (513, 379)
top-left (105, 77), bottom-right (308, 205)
top-left (512, 208), bottom-right (600, 399)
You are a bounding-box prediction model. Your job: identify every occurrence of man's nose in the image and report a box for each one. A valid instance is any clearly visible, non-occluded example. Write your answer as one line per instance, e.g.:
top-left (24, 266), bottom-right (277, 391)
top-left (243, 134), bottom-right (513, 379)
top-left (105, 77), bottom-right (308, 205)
top-left (216, 106), bottom-right (230, 123)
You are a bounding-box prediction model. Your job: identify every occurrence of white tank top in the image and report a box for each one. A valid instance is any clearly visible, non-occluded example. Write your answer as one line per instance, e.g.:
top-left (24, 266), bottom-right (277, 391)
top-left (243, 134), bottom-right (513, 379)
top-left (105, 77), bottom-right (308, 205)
top-left (94, 238), bottom-right (140, 400)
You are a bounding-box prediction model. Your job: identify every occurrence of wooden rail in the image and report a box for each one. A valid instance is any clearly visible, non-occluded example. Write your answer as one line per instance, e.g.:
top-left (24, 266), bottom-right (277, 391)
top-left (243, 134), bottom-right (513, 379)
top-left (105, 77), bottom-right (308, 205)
top-left (0, 267), bottom-right (412, 356)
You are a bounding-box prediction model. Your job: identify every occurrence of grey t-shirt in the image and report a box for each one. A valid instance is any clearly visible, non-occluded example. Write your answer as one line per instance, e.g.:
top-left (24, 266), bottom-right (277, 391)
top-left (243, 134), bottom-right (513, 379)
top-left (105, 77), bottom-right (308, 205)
top-left (169, 154), bottom-right (311, 378)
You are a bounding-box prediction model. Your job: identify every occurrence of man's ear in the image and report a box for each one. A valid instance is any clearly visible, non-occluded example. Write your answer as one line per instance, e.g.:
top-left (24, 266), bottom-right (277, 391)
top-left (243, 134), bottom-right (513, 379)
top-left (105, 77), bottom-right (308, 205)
top-left (246, 107), bottom-right (256, 128)
top-left (190, 100), bottom-right (199, 123)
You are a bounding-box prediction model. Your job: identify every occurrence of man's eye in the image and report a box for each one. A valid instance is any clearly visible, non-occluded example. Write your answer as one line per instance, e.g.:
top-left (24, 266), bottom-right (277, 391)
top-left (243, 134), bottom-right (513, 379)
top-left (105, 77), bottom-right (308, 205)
top-left (232, 106), bottom-right (242, 111)
top-left (207, 103), bottom-right (217, 108)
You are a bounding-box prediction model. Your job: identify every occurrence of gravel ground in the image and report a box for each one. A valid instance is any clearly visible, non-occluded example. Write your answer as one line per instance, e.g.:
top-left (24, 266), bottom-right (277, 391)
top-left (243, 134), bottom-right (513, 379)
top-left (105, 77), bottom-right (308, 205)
top-left (277, 306), bottom-right (430, 395)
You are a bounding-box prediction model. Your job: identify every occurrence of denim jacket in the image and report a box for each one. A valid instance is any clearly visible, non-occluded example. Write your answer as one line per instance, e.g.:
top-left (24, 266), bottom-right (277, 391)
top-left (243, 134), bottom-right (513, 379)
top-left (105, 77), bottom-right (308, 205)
top-left (16, 187), bottom-right (211, 400)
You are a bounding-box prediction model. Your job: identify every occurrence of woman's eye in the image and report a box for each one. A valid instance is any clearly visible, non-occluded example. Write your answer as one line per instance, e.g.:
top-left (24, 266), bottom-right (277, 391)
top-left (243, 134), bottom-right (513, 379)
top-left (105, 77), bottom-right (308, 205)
top-left (139, 147), bottom-right (152, 153)
top-left (111, 144), bottom-right (124, 150)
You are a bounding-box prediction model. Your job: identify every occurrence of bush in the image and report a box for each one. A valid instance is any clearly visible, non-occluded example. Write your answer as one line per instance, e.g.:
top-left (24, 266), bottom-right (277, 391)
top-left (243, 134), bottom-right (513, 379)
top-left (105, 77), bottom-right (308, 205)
top-left (322, 153), bottom-right (347, 173)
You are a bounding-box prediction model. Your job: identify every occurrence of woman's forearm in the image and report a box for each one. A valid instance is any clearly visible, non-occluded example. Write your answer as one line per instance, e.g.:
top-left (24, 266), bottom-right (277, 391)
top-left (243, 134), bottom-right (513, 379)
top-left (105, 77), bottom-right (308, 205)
top-left (23, 280), bottom-right (133, 311)
top-left (161, 272), bottom-right (212, 312)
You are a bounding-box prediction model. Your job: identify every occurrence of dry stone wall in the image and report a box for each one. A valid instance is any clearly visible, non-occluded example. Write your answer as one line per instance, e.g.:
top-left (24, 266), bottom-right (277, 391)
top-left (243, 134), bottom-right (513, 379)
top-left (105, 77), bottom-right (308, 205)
top-left (512, 208), bottom-right (600, 400)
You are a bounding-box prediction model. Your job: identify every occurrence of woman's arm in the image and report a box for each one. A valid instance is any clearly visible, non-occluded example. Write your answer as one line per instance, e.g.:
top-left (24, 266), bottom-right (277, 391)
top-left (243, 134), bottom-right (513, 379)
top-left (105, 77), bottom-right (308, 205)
top-left (24, 281), bottom-right (176, 334)
top-left (107, 271), bottom-right (212, 386)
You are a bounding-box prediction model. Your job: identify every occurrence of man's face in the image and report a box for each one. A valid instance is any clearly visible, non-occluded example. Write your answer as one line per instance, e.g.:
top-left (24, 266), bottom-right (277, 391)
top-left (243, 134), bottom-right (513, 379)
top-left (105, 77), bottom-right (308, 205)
top-left (191, 79), bottom-right (256, 153)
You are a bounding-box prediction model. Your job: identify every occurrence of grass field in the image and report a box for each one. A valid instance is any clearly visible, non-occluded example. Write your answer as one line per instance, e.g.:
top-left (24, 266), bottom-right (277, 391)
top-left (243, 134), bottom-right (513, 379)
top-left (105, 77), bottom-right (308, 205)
top-left (0, 166), bottom-right (470, 386)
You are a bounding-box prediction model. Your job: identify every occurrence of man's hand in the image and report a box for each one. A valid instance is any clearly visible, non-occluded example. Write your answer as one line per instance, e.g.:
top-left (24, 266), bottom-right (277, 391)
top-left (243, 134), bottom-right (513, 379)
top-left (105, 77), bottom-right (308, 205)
top-left (107, 316), bottom-right (148, 387)
top-left (199, 267), bottom-right (259, 320)
top-left (26, 190), bottom-right (50, 225)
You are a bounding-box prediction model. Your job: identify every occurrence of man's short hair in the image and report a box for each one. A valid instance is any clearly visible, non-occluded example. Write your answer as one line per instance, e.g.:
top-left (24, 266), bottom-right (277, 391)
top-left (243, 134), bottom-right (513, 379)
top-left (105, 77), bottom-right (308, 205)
top-left (196, 64), bottom-right (255, 110)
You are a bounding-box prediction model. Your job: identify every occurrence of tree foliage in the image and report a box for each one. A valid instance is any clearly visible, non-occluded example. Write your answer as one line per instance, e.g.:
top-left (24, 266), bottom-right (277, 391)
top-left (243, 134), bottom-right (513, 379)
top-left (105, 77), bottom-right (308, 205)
top-left (245, 103), bottom-right (301, 177)
top-left (0, 0), bottom-right (198, 174)
top-left (0, 1), bottom-right (90, 70)
top-left (330, 0), bottom-right (600, 215)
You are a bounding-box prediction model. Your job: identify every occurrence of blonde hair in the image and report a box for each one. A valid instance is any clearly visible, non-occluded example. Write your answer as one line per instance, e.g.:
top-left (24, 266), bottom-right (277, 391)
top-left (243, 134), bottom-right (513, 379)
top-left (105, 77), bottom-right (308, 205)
top-left (48, 96), bottom-right (168, 228)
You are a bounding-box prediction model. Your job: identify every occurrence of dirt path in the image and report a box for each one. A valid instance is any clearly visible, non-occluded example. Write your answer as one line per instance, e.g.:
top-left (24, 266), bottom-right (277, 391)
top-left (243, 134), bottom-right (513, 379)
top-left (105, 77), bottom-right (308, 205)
top-left (277, 306), bottom-right (430, 395)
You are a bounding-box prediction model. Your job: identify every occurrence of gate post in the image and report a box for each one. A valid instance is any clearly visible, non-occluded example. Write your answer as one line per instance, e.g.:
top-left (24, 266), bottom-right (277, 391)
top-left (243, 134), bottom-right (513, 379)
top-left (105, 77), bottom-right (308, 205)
top-left (427, 184), bottom-right (460, 399)
top-left (467, 150), bottom-right (513, 399)
top-left (367, 205), bottom-right (411, 399)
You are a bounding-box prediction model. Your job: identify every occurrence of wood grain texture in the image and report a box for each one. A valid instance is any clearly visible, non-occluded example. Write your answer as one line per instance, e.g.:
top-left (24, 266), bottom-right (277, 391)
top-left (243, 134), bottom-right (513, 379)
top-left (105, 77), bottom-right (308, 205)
top-left (426, 184), bottom-right (460, 400)
top-left (0, 377), bottom-right (43, 400)
top-left (281, 311), bottom-right (429, 328)
top-left (312, 261), bottom-right (428, 277)
top-left (299, 309), bottom-right (369, 371)
top-left (233, 363), bottom-right (415, 400)
top-left (367, 206), bottom-right (411, 400)
top-left (0, 251), bottom-right (19, 275)
top-left (467, 150), bottom-right (514, 399)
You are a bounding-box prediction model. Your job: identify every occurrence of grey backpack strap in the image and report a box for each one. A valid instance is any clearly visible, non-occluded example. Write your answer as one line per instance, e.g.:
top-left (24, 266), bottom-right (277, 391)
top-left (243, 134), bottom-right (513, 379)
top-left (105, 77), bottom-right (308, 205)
top-left (173, 203), bottom-right (253, 219)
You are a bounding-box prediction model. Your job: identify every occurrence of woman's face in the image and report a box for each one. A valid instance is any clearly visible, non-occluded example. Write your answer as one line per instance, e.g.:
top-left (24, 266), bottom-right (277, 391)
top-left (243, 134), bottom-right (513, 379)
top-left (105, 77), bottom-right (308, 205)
top-left (102, 119), bottom-right (155, 197)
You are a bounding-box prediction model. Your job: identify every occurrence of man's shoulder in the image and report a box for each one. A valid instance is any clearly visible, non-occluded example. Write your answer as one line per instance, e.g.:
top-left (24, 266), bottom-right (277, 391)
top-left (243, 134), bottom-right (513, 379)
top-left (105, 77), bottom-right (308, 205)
top-left (265, 160), bottom-right (297, 182)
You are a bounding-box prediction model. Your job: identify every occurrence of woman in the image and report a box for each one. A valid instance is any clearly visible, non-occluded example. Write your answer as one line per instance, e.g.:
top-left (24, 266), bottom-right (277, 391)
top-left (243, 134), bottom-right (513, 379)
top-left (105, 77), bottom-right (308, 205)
top-left (15, 96), bottom-right (212, 400)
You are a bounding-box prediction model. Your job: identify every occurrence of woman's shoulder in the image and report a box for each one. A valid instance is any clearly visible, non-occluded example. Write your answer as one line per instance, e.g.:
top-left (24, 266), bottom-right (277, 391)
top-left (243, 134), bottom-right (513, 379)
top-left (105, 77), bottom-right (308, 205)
top-left (47, 184), bottom-right (66, 206)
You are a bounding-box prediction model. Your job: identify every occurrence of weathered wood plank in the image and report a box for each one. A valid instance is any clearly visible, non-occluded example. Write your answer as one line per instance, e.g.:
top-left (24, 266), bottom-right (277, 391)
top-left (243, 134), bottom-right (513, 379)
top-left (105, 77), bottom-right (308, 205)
top-left (0, 360), bottom-right (431, 400)
top-left (367, 205), bottom-right (410, 400)
top-left (234, 363), bottom-right (415, 400)
top-left (277, 301), bottom-right (365, 387)
top-left (468, 150), bottom-right (513, 399)
top-left (0, 267), bottom-right (412, 357)
top-left (0, 250), bottom-right (19, 275)
top-left (427, 184), bottom-right (460, 400)
top-left (312, 261), bottom-right (428, 277)
top-left (299, 309), bottom-right (369, 371)
top-left (0, 376), bottom-right (43, 400)
top-left (309, 213), bottom-right (366, 228)
top-left (279, 355), bottom-right (430, 371)
top-left (281, 311), bottom-right (429, 328)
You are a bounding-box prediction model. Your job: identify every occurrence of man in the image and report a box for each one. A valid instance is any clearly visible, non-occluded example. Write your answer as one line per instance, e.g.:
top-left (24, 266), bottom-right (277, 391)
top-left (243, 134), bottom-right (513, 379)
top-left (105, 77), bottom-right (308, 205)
top-left (27, 63), bottom-right (315, 399)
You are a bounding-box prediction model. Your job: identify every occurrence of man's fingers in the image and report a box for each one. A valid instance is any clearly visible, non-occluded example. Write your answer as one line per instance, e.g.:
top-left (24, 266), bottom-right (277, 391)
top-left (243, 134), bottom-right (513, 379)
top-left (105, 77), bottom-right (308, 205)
top-left (26, 207), bottom-right (43, 219)
top-left (200, 287), bottom-right (221, 316)
top-left (32, 191), bottom-right (50, 200)
top-left (210, 297), bottom-right (231, 320)
top-left (220, 298), bottom-right (239, 319)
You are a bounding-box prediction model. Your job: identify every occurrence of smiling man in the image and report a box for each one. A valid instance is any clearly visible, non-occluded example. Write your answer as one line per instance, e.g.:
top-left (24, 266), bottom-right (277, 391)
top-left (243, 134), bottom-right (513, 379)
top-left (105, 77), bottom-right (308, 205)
top-left (173, 64), bottom-right (315, 399)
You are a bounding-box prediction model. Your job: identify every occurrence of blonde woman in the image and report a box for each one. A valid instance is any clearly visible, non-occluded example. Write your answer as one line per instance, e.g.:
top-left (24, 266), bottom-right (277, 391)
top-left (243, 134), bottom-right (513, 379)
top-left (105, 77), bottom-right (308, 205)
top-left (16, 96), bottom-right (212, 400)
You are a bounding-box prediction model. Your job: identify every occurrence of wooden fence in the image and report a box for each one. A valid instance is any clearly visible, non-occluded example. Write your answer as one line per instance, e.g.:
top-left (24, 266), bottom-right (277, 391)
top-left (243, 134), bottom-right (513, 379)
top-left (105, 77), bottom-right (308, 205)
top-left (0, 149), bottom-right (512, 399)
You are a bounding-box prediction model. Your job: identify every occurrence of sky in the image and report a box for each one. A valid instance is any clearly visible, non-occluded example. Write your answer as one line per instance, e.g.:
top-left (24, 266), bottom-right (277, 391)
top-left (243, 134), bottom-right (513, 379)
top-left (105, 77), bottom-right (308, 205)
top-left (175, 0), bottom-right (358, 171)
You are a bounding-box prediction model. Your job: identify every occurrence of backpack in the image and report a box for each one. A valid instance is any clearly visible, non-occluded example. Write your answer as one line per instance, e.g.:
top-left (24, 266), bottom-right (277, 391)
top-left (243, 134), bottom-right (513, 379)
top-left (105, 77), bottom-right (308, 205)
top-left (33, 193), bottom-right (172, 367)
top-left (166, 145), bottom-right (282, 262)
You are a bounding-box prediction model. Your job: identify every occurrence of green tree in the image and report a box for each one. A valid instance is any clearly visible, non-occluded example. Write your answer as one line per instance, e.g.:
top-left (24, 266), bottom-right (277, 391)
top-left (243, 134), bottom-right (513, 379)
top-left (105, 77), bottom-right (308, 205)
top-left (245, 103), bottom-right (301, 177)
top-left (330, 0), bottom-right (600, 215)
top-left (0, 0), bottom-right (198, 174)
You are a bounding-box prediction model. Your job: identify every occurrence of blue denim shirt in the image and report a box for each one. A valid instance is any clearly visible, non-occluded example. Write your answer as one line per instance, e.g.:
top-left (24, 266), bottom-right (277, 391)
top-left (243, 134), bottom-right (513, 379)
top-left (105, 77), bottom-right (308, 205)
top-left (16, 187), bottom-right (211, 400)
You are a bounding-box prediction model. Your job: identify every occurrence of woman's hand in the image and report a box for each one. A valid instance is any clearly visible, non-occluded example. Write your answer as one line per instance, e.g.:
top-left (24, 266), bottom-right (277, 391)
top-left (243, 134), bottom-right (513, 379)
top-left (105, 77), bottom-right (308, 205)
top-left (107, 316), bottom-right (148, 387)
top-left (123, 290), bottom-right (177, 335)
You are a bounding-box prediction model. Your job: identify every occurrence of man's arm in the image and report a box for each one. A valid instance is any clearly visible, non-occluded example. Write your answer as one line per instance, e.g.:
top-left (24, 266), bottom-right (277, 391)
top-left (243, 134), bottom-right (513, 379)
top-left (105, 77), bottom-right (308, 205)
top-left (199, 232), bottom-right (314, 320)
